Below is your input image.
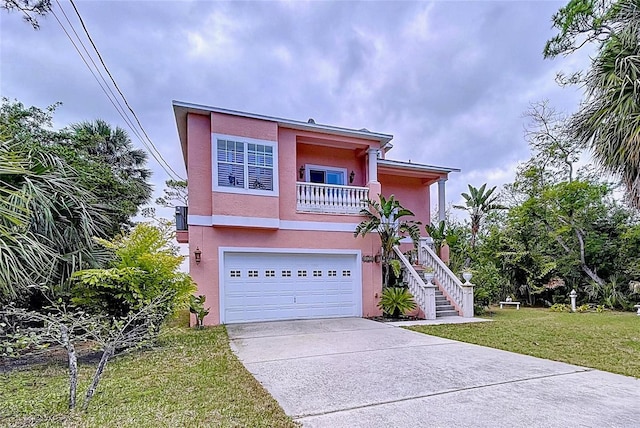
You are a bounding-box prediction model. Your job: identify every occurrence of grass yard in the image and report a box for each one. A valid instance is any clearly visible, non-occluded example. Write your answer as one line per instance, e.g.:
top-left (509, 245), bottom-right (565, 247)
top-left (408, 307), bottom-right (640, 379)
top-left (0, 325), bottom-right (297, 427)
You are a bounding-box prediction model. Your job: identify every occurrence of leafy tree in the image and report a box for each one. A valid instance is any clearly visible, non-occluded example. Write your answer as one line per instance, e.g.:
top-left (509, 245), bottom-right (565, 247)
top-left (354, 194), bottom-right (421, 287)
top-left (476, 100), bottom-right (640, 307)
top-left (1, 99), bottom-right (153, 238)
top-left (72, 223), bottom-right (195, 319)
top-left (545, 0), bottom-right (640, 208)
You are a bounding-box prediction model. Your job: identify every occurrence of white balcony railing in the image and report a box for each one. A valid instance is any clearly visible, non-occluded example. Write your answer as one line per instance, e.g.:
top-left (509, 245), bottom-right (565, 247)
top-left (296, 182), bottom-right (369, 214)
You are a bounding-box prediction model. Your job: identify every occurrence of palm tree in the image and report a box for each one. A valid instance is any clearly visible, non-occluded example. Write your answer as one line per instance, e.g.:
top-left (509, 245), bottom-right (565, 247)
top-left (354, 194), bottom-right (421, 287)
top-left (70, 120), bottom-right (152, 236)
top-left (0, 140), bottom-right (107, 302)
top-left (544, 0), bottom-right (640, 209)
top-left (454, 183), bottom-right (505, 253)
top-left (569, 3), bottom-right (640, 209)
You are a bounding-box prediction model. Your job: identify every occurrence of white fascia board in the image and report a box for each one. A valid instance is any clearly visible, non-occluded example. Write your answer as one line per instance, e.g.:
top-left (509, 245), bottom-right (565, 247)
top-left (188, 215), bottom-right (373, 233)
top-left (212, 215), bottom-right (280, 229)
top-left (279, 220), bottom-right (361, 232)
top-left (219, 246), bottom-right (362, 256)
top-left (378, 158), bottom-right (461, 174)
top-left (188, 215), bottom-right (214, 226)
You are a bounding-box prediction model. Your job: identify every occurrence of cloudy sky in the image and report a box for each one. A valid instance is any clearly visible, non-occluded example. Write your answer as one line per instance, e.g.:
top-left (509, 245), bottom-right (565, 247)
top-left (1, 0), bottom-right (590, 216)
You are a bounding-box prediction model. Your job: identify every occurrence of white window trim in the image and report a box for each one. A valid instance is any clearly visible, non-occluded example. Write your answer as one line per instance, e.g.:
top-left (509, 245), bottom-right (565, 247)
top-left (304, 164), bottom-right (348, 185)
top-left (212, 133), bottom-right (279, 196)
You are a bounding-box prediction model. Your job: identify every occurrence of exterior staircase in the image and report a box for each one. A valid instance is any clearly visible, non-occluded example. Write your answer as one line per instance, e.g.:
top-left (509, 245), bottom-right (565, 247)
top-left (435, 289), bottom-right (458, 317)
top-left (393, 239), bottom-right (474, 320)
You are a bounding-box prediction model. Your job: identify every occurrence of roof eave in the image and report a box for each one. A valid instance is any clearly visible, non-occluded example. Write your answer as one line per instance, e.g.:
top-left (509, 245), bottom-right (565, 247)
top-left (172, 100), bottom-right (393, 146)
top-left (377, 158), bottom-right (461, 175)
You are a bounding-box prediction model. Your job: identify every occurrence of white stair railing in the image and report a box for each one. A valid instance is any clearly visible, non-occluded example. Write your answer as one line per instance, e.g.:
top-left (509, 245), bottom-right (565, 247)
top-left (418, 238), bottom-right (474, 318)
top-left (392, 246), bottom-right (436, 319)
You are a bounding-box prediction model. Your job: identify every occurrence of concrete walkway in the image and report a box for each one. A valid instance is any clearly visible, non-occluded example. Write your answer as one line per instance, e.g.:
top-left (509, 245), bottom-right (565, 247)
top-left (227, 318), bottom-right (640, 427)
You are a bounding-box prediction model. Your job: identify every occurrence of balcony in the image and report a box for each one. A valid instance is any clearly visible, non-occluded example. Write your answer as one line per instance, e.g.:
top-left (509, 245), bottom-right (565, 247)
top-left (296, 182), bottom-right (369, 215)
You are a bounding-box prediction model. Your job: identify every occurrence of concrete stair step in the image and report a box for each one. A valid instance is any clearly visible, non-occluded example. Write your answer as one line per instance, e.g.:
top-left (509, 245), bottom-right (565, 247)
top-left (436, 302), bottom-right (454, 308)
top-left (436, 310), bottom-right (459, 317)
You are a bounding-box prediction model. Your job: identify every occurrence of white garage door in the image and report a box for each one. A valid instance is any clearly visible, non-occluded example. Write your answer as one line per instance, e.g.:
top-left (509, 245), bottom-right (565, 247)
top-left (222, 251), bottom-right (361, 323)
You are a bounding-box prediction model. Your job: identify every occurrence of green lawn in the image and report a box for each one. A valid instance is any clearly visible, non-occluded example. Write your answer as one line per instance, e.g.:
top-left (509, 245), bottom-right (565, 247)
top-left (408, 307), bottom-right (640, 378)
top-left (0, 325), bottom-right (297, 427)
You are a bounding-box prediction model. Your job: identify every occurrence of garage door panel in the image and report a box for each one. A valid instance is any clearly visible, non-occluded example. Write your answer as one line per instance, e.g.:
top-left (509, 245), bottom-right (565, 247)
top-left (223, 252), bottom-right (360, 323)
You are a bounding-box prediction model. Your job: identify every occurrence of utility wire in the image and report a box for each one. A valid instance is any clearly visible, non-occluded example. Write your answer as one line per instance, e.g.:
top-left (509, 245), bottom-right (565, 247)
top-left (67, 0), bottom-right (184, 181)
top-left (52, 1), bottom-right (147, 148)
top-left (49, 8), bottom-right (137, 137)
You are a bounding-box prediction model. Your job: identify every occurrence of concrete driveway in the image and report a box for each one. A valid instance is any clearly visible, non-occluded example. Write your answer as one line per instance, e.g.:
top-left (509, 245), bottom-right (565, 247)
top-left (227, 318), bottom-right (639, 427)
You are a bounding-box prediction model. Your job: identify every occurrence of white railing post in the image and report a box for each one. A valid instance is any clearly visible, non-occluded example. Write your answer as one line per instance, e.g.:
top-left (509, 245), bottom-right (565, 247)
top-left (461, 275), bottom-right (475, 318)
top-left (418, 237), bottom-right (432, 266)
top-left (422, 283), bottom-right (437, 320)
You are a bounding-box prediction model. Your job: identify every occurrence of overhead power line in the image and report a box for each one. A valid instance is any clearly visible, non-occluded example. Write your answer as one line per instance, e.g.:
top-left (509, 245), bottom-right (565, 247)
top-left (51, 3), bottom-right (147, 148)
top-left (51, 0), bottom-right (184, 182)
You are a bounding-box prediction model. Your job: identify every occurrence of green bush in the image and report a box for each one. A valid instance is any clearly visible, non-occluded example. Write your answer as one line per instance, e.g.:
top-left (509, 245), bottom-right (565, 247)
top-left (378, 287), bottom-right (416, 318)
top-left (576, 304), bottom-right (591, 313)
top-left (72, 223), bottom-right (195, 320)
top-left (189, 295), bottom-right (210, 328)
top-left (549, 303), bottom-right (570, 312)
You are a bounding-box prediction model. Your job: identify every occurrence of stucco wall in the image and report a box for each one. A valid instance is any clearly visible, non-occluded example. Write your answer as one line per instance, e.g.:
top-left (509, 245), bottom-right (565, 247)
top-left (379, 173), bottom-right (430, 227)
top-left (188, 226), bottom-right (383, 325)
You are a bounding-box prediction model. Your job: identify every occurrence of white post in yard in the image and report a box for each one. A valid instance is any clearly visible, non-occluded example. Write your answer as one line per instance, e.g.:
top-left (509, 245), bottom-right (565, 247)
top-left (438, 178), bottom-right (447, 223)
top-left (461, 272), bottom-right (475, 318)
top-left (570, 289), bottom-right (577, 312)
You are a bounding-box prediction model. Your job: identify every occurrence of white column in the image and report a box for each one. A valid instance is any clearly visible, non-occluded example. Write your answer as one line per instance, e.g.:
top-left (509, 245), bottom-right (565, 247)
top-left (437, 178), bottom-right (447, 222)
top-left (423, 283), bottom-right (437, 320)
top-left (367, 148), bottom-right (379, 183)
top-left (462, 282), bottom-right (475, 318)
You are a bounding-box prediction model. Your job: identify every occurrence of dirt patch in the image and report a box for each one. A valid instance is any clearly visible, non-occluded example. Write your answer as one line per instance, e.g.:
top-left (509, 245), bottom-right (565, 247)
top-left (0, 342), bottom-right (103, 374)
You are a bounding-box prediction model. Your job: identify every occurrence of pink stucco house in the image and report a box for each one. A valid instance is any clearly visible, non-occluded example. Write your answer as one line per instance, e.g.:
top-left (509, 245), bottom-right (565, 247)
top-left (173, 101), bottom-right (465, 325)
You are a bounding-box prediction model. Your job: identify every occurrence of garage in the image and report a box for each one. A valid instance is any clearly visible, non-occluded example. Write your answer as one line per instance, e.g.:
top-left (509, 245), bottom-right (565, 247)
top-left (221, 251), bottom-right (361, 323)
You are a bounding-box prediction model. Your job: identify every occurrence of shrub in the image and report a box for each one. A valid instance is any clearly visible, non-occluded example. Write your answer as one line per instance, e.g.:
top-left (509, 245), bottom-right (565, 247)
top-left (189, 295), bottom-right (210, 328)
top-left (72, 223), bottom-right (195, 320)
top-left (576, 304), bottom-right (591, 313)
top-left (378, 287), bottom-right (416, 318)
top-left (549, 303), bottom-right (570, 312)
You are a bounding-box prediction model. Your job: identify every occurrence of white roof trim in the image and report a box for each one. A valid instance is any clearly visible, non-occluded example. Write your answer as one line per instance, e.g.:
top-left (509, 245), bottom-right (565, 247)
top-left (378, 158), bottom-right (460, 174)
top-left (172, 100), bottom-right (393, 144)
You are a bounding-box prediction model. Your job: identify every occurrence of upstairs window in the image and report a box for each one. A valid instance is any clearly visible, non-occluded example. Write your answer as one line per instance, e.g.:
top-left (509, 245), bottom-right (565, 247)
top-left (305, 164), bottom-right (347, 185)
top-left (213, 134), bottom-right (277, 194)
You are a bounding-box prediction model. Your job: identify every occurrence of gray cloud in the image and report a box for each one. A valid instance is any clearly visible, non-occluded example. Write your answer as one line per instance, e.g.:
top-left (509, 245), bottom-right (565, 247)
top-left (1, 0), bottom-right (585, 213)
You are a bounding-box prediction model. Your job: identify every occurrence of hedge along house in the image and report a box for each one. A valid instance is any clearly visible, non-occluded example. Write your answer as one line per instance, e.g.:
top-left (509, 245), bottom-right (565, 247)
top-left (173, 101), bottom-right (466, 325)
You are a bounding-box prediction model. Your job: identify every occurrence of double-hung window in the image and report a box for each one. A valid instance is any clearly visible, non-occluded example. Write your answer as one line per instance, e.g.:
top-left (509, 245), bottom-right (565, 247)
top-left (213, 134), bottom-right (277, 194)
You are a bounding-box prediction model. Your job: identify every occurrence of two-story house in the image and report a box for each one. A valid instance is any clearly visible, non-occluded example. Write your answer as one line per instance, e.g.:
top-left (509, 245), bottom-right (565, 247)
top-left (173, 100), bottom-right (461, 325)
